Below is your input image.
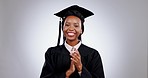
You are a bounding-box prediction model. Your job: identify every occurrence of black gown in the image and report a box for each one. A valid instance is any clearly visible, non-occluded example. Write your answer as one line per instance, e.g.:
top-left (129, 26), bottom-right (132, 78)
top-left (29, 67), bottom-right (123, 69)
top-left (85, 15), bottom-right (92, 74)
top-left (40, 44), bottom-right (105, 78)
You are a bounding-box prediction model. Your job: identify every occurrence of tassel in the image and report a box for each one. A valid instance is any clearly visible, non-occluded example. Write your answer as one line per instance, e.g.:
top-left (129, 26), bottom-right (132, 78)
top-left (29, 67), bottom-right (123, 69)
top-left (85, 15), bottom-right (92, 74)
top-left (57, 18), bottom-right (62, 46)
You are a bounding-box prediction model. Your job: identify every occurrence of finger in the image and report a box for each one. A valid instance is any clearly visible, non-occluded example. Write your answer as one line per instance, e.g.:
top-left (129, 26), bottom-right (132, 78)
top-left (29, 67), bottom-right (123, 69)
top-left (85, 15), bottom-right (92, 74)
top-left (70, 55), bottom-right (81, 65)
top-left (71, 57), bottom-right (82, 71)
top-left (70, 61), bottom-right (75, 68)
top-left (75, 50), bottom-right (80, 57)
top-left (70, 57), bottom-right (77, 63)
top-left (73, 52), bottom-right (81, 60)
top-left (70, 53), bottom-right (80, 61)
top-left (69, 61), bottom-right (75, 72)
top-left (71, 60), bottom-right (74, 65)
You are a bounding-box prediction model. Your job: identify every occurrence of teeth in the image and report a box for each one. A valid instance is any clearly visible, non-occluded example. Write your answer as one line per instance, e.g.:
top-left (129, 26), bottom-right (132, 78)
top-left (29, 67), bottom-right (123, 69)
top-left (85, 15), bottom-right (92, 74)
top-left (68, 33), bottom-right (74, 36)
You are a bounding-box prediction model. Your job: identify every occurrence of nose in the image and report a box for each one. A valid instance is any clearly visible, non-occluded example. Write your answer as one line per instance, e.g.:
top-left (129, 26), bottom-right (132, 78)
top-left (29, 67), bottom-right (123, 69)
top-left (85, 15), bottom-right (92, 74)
top-left (68, 26), bottom-right (75, 30)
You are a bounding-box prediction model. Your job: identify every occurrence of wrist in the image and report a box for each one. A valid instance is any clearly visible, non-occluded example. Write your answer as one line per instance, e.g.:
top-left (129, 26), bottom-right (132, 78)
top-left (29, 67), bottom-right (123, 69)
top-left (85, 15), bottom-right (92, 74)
top-left (78, 64), bottom-right (82, 72)
top-left (66, 70), bottom-right (71, 77)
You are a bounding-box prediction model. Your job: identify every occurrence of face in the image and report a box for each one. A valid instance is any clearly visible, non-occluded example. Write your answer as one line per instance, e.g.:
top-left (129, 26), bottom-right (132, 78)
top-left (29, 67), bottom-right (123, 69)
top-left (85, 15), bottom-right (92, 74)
top-left (63, 16), bottom-right (82, 42)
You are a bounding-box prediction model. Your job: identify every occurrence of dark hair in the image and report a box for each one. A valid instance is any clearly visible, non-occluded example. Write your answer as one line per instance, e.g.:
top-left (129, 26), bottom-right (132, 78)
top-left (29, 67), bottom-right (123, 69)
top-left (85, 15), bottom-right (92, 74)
top-left (61, 17), bottom-right (84, 42)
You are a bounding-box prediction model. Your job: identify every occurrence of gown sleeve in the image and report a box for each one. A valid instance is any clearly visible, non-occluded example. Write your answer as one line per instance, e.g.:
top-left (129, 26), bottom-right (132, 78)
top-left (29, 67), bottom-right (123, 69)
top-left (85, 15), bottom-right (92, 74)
top-left (80, 50), bottom-right (105, 78)
top-left (40, 48), bottom-right (66, 78)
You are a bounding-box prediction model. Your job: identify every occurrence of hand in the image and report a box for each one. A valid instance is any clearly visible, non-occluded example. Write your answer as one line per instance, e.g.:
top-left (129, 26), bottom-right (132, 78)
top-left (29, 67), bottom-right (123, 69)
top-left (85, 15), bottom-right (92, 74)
top-left (70, 50), bottom-right (82, 72)
top-left (66, 61), bottom-right (75, 77)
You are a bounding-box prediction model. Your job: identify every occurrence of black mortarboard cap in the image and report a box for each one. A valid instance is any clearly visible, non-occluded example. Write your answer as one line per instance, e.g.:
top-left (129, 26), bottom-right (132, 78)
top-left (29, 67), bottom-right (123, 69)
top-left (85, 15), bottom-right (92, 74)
top-left (54, 5), bottom-right (94, 46)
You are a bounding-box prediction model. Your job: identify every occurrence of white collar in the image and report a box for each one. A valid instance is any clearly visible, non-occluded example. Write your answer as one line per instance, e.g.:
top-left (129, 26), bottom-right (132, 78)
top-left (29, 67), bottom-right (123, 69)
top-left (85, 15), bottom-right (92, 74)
top-left (64, 41), bottom-right (81, 54)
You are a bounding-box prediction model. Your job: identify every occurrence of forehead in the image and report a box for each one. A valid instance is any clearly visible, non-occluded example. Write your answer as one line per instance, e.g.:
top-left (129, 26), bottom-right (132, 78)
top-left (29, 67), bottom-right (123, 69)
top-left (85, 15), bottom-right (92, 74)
top-left (64, 16), bottom-right (81, 22)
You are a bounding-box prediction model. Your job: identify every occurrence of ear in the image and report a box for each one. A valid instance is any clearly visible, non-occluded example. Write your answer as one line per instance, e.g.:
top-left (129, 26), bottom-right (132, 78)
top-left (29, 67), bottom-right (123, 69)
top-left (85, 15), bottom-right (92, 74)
top-left (80, 29), bottom-right (83, 34)
top-left (79, 30), bottom-right (82, 34)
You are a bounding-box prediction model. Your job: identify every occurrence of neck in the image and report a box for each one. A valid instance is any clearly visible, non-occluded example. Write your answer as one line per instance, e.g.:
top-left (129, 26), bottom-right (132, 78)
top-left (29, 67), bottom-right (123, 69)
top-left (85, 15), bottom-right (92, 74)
top-left (66, 39), bottom-right (79, 46)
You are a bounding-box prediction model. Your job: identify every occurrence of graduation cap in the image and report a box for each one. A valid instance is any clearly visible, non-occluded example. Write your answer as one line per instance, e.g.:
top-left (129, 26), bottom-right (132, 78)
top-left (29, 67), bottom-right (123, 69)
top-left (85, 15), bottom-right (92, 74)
top-left (54, 5), bottom-right (94, 46)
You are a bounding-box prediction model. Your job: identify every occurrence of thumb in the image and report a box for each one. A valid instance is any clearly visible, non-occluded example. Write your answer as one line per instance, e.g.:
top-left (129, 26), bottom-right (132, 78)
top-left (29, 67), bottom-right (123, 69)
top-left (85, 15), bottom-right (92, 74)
top-left (70, 61), bottom-right (74, 67)
top-left (70, 61), bottom-right (75, 70)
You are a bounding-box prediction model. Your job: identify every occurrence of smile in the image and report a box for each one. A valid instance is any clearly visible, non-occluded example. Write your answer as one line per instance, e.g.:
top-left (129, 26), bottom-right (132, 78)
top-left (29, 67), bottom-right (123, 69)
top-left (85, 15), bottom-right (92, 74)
top-left (67, 32), bottom-right (75, 36)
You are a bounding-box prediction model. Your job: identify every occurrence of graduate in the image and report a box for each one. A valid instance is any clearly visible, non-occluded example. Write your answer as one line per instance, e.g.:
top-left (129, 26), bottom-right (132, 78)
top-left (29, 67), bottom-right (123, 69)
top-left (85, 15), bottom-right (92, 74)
top-left (40, 5), bottom-right (105, 78)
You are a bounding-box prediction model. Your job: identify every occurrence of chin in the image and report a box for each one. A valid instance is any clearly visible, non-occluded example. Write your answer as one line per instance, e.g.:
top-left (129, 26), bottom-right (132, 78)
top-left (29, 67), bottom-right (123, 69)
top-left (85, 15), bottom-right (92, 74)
top-left (66, 37), bottom-right (77, 41)
top-left (67, 38), bottom-right (75, 41)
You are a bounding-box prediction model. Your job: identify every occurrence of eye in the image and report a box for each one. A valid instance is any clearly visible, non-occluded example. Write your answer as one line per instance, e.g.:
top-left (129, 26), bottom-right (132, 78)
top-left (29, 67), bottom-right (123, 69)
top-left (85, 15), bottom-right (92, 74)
top-left (74, 25), bottom-right (79, 27)
top-left (65, 24), bottom-right (70, 27)
top-left (74, 23), bottom-right (80, 27)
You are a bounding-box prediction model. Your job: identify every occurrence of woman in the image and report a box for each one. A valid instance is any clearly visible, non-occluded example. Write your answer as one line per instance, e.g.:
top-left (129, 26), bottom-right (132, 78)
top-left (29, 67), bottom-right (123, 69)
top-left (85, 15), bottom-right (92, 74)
top-left (40, 5), bottom-right (105, 78)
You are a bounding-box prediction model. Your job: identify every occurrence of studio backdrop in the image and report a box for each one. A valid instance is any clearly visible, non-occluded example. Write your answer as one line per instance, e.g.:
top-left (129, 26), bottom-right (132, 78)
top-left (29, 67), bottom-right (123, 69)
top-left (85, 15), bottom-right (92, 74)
top-left (0, 0), bottom-right (147, 78)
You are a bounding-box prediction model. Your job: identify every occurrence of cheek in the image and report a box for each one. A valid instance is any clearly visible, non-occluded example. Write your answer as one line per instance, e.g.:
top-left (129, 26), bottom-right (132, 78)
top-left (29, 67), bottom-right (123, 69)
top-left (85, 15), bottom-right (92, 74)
top-left (77, 28), bottom-right (82, 34)
top-left (63, 25), bottom-right (68, 30)
top-left (62, 27), bottom-right (67, 36)
top-left (63, 26), bottom-right (67, 33)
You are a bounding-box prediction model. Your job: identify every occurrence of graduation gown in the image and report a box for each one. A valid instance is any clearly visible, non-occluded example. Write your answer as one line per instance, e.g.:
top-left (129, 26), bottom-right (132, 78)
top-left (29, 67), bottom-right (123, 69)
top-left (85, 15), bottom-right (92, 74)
top-left (40, 44), bottom-right (105, 78)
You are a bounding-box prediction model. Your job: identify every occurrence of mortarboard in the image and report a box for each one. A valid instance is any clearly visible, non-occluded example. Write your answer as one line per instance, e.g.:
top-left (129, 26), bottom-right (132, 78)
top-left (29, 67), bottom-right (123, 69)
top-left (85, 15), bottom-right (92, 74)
top-left (54, 5), bottom-right (94, 46)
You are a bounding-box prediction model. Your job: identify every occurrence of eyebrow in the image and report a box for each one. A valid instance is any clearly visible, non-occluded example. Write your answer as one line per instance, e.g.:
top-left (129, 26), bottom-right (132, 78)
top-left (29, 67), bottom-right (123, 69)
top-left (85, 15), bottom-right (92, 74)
top-left (65, 22), bottom-right (79, 25)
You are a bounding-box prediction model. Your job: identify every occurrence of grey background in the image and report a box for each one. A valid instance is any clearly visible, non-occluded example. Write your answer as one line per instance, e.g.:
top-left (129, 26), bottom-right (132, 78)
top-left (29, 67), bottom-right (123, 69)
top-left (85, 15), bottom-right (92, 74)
top-left (0, 0), bottom-right (147, 78)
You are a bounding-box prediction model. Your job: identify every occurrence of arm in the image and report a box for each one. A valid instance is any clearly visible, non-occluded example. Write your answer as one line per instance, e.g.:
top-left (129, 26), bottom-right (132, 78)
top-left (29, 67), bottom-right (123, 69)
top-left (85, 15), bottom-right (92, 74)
top-left (40, 49), bottom-right (66, 78)
top-left (65, 61), bottom-right (75, 78)
top-left (80, 50), bottom-right (105, 78)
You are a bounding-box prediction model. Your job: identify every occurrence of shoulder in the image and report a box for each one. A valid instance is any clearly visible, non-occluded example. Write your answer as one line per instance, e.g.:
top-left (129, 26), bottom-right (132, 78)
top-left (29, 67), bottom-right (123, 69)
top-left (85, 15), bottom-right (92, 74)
top-left (81, 44), bottom-right (97, 51)
top-left (80, 44), bottom-right (100, 56)
top-left (45, 45), bottom-right (65, 55)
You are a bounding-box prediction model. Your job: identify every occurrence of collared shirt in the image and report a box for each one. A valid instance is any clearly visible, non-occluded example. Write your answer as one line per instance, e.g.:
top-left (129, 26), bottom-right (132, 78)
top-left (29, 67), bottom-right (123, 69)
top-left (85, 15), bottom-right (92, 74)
top-left (64, 41), bottom-right (82, 76)
top-left (64, 41), bottom-right (81, 54)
